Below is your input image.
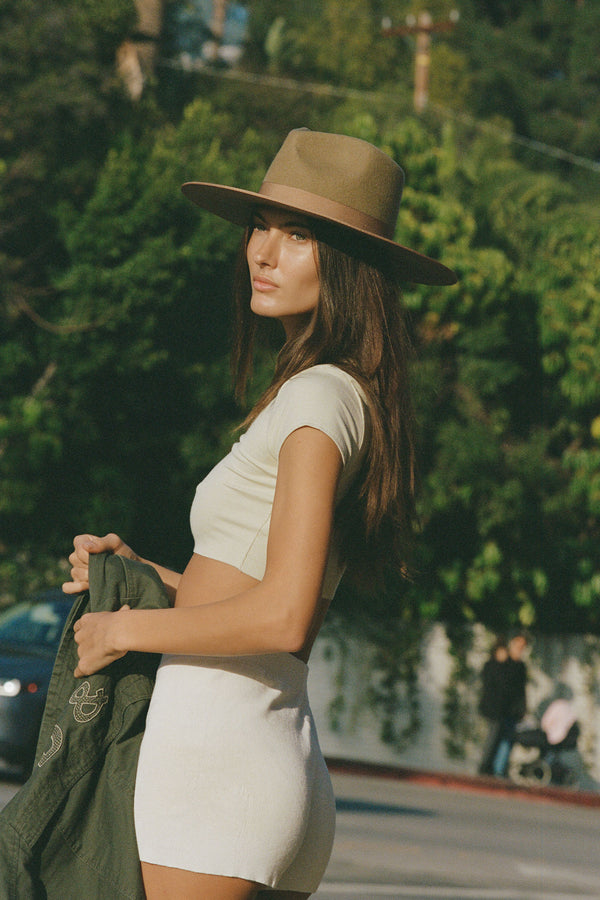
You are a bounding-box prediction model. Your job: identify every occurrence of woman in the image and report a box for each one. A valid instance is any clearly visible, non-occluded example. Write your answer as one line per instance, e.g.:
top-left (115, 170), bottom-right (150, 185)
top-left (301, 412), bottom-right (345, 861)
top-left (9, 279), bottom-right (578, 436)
top-left (64, 128), bottom-right (456, 899)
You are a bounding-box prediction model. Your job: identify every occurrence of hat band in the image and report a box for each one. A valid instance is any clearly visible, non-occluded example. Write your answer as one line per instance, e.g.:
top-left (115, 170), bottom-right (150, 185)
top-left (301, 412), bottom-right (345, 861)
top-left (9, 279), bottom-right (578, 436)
top-left (258, 182), bottom-right (393, 240)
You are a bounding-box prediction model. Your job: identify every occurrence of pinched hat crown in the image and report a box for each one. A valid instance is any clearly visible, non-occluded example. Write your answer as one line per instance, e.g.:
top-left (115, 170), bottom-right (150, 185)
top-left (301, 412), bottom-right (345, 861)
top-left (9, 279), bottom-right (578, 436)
top-left (182, 128), bottom-right (456, 285)
top-left (260, 128), bottom-right (403, 242)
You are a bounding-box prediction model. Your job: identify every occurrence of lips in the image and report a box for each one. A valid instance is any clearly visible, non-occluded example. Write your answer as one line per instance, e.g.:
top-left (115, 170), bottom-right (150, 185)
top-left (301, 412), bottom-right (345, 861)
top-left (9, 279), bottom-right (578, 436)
top-left (252, 275), bottom-right (278, 291)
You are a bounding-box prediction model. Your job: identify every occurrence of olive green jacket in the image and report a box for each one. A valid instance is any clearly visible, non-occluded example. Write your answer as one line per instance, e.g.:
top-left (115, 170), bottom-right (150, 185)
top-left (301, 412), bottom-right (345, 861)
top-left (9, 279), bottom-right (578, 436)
top-left (0, 553), bottom-right (170, 899)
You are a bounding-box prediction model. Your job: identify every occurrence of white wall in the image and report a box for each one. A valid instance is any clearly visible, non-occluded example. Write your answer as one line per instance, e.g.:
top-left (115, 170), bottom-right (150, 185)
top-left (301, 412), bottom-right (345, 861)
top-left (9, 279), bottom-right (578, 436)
top-left (307, 624), bottom-right (600, 780)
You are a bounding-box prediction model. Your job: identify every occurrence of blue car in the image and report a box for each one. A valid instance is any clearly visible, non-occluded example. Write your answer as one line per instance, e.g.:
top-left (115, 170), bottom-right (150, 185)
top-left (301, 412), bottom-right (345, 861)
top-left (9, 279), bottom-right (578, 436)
top-left (0, 589), bottom-right (72, 779)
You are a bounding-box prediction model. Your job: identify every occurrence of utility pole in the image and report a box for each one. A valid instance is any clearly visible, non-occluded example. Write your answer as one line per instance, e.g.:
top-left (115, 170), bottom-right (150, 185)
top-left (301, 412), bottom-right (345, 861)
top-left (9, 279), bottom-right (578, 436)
top-left (205, 0), bottom-right (228, 62)
top-left (117, 0), bottom-right (164, 100)
top-left (383, 9), bottom-right (459, 113)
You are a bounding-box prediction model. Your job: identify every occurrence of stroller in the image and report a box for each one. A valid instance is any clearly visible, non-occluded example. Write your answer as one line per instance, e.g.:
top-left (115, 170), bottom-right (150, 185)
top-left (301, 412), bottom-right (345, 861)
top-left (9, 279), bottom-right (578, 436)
top-left (509, 718), bottom-right (580, 787)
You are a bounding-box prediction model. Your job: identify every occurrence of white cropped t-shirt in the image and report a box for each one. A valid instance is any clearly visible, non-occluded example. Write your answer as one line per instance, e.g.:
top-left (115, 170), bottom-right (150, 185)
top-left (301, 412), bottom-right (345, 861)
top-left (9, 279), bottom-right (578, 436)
top-left (190, 364), bottom-right (369, 599)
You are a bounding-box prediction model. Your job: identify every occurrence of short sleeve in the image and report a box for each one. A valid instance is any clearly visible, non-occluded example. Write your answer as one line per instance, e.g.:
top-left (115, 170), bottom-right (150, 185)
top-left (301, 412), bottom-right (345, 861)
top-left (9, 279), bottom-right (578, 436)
top-left (267, 366), bottom-right (367, 465)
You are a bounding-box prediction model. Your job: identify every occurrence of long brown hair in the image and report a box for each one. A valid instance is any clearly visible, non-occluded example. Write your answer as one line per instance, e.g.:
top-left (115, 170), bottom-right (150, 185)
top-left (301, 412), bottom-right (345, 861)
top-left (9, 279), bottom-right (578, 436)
top-left (231, 224), bottom-right (418, 584)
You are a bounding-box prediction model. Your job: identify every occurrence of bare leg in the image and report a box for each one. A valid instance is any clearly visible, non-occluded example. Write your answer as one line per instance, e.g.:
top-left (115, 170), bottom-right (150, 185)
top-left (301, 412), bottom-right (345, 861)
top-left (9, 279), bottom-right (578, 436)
top-left (257, 892), bottom-right (311, 899)
top-left (141, 862), bottom-right (260, 899)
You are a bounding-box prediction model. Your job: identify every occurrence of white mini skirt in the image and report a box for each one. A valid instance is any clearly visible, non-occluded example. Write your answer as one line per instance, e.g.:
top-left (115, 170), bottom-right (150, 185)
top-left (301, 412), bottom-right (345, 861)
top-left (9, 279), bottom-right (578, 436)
top-left (134, 651), bottom-right (335, 892)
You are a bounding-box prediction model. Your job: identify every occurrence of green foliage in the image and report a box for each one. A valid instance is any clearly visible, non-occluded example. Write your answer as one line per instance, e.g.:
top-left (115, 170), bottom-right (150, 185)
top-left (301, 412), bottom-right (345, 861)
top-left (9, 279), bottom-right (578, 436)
top-left (457, 1), bottom-right (600, 166)
top-left (1, 0), bottom-right (600, 764)
top-left (442, 623), bottom-right (478, 759)
top-left (1, 2), bottom-right (599, 653)
top-left (247, 0), bottom-right (407, 89)
top-left (537, 216), bottom-right (600, 408)
top-left (0, 0), bottom-right (141, 596)
top-left (243, 1), bottom-right (600, 174)
top-left (14, 101), bottom-right (274, 573)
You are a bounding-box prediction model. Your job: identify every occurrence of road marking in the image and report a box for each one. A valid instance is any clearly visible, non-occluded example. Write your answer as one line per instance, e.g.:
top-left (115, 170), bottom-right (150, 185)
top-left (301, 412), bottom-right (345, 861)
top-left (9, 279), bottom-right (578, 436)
top-left (319, 886), bottom-right (518, 897)
top-left (318, 883), bottom-right (600, 899)
top-left (518, 861), bottom-right (600, 889)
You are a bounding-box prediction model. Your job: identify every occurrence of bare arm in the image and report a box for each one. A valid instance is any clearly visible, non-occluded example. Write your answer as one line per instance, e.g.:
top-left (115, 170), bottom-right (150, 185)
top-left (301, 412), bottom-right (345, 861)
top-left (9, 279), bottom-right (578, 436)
top-left (73, 426), bottom-right (342, 675)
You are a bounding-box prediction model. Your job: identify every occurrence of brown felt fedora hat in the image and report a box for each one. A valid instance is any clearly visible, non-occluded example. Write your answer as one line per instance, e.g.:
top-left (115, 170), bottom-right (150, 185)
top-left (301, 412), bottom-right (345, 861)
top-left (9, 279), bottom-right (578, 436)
top-left (182, 128), bottom-right (457, 286)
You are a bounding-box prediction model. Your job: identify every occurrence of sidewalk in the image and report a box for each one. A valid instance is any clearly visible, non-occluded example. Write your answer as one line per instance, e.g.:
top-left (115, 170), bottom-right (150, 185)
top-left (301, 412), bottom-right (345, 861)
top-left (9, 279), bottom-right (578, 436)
top-left (326, 756), bottom-right (600, 808)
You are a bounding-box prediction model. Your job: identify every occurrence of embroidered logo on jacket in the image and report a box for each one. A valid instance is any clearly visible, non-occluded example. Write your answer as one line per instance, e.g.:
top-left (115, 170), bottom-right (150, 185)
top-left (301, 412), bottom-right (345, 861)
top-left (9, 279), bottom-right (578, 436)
top-left (69, 681), bottom-right (109, 723)
top-left (37, 682), bottom-right (110, 766)
top-left (38, 724), bottom-right (64, 767)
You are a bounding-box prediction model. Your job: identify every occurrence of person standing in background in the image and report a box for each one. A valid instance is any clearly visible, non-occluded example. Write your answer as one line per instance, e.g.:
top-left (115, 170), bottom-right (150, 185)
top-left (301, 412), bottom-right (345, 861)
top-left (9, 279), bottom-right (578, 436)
top-left (478, 637), bottom-right (509, 776)
top-left (493, 633), bottom-right (529, 777)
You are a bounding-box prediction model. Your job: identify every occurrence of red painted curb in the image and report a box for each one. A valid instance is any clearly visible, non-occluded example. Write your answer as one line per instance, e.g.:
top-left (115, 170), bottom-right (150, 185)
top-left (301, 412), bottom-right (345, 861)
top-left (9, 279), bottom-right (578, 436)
top-left (325, 756), bottom-right (600, 808)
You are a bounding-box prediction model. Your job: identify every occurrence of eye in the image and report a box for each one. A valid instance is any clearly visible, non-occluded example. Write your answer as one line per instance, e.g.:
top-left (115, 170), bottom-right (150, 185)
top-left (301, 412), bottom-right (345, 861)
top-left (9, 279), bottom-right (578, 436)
top-left (290, 228), bottom-right (311, 242)
top-left (250, 220), bottom-right (268, 233)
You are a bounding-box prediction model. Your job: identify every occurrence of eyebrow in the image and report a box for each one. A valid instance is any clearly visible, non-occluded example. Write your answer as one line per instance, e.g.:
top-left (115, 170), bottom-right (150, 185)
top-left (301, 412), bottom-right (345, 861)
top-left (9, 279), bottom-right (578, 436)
top-left (252, 210), bottom-right (313, 231)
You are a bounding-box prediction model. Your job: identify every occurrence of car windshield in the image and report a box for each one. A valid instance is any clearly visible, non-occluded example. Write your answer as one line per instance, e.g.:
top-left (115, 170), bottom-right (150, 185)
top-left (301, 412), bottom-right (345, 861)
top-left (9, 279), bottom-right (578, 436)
top-left (0, 601), bottom-right (70, 652)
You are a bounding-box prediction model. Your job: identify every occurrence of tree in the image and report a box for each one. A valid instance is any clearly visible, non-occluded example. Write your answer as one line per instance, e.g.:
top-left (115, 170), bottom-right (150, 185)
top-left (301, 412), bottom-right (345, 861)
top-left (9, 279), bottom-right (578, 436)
top-left (245, 0), bottom-right (410, 91)
top-left (2, 1), bottom-right (600, 641)
top-left (456, 1), bottom-right (600, 169)
top-left (403, 119), bottom-right (600, 633)
top-left (0, 0), bottom-right (138, 593)
top-left (0, 0), bottom-right (136, 311)
top-left (1, 100), bottom-right (277, 589)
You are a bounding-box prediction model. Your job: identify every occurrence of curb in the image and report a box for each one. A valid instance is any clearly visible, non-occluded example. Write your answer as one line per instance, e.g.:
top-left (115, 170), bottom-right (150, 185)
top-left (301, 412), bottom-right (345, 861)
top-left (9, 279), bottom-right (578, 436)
top-left (325, 756), bottom-right (600, 808)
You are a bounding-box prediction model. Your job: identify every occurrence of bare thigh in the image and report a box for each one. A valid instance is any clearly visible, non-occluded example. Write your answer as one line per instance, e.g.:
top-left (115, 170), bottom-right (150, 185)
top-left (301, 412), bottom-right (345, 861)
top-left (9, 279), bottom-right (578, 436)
top-left (258, 893), bottom-right (311, 900)
top-left (141, 862), bottom-right (260, 900)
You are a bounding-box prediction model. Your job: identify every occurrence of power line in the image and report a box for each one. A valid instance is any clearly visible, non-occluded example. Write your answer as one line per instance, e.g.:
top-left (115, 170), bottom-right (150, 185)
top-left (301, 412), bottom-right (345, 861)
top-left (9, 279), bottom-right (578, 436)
top-left (160, 55), bottom-right (384, 103)
top-left (158, 58), bottom-right (600, 175)
top-left (428, 105), bottom-right (600, 174)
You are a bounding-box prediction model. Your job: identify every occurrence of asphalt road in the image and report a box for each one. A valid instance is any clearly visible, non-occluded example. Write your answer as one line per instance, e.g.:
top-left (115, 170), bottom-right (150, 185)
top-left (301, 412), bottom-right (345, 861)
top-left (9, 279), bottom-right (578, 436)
top-left (317, 770), bottom-right (600, 900)
top-left (2, 769), bottom-right (599, 900)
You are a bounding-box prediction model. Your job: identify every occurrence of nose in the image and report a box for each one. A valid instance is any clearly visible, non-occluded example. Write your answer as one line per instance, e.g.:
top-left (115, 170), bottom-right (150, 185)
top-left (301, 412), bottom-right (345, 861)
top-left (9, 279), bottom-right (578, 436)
top-left (251, 227), bottom-right (280, 267)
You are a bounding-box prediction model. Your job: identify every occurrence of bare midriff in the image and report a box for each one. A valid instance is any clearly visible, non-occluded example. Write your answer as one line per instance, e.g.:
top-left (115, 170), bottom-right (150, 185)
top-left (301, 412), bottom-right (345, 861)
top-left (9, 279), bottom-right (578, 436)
top-left (175, 553), bottom-right (260, 609)
top-left (173, 553), bottom-right (329, 663)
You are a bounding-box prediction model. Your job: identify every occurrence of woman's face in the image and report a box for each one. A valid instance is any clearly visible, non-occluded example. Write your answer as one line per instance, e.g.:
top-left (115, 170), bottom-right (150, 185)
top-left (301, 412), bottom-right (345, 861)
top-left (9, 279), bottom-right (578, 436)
top-left (246, 206), bottom-right (320, 338)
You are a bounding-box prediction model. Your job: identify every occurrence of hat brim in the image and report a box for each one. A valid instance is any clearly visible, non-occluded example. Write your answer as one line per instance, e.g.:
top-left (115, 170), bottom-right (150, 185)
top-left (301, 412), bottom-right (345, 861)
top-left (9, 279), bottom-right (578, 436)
top-left (181, 182), bottom-right (457, 286)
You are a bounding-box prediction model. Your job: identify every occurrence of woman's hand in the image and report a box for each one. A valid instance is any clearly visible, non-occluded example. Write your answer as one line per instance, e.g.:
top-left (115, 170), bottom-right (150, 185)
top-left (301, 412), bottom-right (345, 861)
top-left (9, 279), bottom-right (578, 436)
top-left (62, 533), bottom-right (138, 595)
top-left (73, 606), bottom-right (131, 677)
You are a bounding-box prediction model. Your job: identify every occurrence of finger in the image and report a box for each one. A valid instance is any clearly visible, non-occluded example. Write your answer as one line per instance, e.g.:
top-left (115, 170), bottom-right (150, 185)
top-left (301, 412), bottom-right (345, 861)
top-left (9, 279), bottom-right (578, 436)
top-left (73, 613), bottom-right (91, 631)
top-left (70, 561), bottom-right (90, 579)
top-left (68, 549), bottom-right (83, 567)
top-left (102, 533), bottom-right (124, 551)
top-left (62, 580), bottom-right (88, 595)
top-left (72, 538), bottom-right (98, 561)
top-left (85, 533), bottom-right (123, 554)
